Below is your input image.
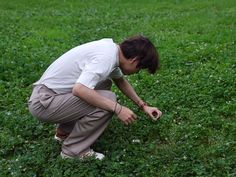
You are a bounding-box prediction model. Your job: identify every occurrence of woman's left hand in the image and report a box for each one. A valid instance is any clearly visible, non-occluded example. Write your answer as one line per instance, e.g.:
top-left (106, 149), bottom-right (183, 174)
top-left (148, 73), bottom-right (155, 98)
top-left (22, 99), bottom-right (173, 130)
top-left (143, 106), bottom-right (162, 120)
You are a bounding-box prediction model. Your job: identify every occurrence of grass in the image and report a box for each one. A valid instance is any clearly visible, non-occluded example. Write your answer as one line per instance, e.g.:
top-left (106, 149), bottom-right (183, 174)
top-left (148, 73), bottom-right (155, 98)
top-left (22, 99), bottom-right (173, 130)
top-left (0, 0), bottom-right (236, 176)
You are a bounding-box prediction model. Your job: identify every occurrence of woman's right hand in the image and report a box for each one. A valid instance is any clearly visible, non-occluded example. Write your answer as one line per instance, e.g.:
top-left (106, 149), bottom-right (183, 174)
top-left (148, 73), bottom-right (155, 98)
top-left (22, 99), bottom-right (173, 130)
top-left (116, 105), bottom-right (137, 125)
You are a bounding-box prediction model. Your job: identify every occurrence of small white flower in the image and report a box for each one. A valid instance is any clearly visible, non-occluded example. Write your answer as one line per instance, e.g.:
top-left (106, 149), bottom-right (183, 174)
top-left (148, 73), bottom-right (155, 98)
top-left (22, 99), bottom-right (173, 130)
top-left (132, 139), bottom-right (141, 143)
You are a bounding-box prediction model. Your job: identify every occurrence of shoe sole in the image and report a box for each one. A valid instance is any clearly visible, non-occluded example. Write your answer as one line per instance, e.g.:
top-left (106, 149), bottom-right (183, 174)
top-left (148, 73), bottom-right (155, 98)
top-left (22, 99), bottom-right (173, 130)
top-left (60, 152), bottom-right (74, 159)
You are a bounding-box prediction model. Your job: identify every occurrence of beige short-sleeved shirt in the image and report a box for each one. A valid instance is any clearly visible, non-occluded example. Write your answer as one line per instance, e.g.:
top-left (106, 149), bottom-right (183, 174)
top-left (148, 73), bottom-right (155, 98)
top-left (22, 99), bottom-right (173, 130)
top-left (34, 39), bottom-right (123, 93)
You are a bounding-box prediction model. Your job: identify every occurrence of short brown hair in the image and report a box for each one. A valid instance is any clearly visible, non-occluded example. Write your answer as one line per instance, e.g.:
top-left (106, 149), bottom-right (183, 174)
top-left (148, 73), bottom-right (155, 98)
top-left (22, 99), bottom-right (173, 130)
top-left (119, 35), bottom-right (160, 74)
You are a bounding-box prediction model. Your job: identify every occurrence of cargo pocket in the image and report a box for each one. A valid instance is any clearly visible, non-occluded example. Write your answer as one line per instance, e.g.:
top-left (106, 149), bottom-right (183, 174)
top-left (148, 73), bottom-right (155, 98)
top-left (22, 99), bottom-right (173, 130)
top-left (38, 86), bottom-right (56, 109)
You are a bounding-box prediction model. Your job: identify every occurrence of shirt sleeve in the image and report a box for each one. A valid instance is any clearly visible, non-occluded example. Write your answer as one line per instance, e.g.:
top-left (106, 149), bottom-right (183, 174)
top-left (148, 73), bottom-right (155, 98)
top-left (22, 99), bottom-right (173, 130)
top-left (76, 56), bottom-right (111, 89)
top-left (109, 67), bottom-right (123, 79)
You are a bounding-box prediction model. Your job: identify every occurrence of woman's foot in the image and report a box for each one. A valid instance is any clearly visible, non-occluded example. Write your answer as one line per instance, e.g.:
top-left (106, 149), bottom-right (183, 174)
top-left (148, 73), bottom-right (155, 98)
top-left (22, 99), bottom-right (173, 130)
top-left (60, 149), bottom-right (105, 160)
top-left (54, 128), bottom-right (70, 142)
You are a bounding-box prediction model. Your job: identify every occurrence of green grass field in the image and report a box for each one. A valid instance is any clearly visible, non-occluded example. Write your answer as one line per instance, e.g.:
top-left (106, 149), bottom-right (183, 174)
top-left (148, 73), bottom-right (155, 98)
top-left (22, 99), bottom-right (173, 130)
top-left (0, 0), bottom-right (236, 176)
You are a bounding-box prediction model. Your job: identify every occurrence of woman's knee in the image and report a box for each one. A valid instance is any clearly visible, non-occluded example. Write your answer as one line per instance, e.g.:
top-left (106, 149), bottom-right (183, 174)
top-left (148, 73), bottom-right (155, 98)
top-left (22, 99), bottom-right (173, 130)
top-left (96, 90), bottom-right (117, 102)
top-left (108, 92), bottom-right (117, 102)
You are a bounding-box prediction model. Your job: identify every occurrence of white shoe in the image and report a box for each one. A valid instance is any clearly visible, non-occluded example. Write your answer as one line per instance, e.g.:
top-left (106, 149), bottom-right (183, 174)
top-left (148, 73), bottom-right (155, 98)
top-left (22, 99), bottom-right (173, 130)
top-left (54, 135), bottom-right (64, 143)
top-left (54, 128), bottom-right (69, 142)
top-left (60, 151), bottom-right (74, 159)
top-left (61, 149), bottom-right (105, 160)
top-left (81, 149), bottom-right (105, 160)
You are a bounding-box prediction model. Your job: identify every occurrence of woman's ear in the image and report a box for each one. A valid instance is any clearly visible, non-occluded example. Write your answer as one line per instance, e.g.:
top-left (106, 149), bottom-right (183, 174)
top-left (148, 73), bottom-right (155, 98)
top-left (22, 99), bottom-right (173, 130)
top-left (130, 57), bottom-right (138, 63)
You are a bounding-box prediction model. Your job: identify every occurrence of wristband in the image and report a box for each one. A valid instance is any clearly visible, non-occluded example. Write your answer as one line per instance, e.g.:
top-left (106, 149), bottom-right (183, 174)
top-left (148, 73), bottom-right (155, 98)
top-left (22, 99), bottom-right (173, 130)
top-left (138, 101), bottom-right (148, 110)
top-left (117, 105), bottom-right (123, 115)
top-left (114, 102), bottom-right (122, 115)
top-left (113, 102), bottom-right (118, 113)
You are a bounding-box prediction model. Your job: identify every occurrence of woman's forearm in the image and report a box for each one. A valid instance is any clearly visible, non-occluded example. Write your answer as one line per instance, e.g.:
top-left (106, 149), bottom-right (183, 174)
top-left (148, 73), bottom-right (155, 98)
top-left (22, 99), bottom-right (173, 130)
top-left (113, 77), bottom-right (144, 106)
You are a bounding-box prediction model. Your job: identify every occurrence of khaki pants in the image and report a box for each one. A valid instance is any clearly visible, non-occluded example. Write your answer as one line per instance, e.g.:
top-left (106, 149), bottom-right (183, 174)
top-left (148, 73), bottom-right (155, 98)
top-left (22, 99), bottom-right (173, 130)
top-left (28, 80), bottom-right (116, 156)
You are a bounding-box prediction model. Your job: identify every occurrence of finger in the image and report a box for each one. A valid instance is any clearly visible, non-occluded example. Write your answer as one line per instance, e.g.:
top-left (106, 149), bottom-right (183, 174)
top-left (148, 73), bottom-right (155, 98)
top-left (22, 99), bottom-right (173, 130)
top-left (124, 121), bottom-right (129, 125)
top-left (126, 119), bottom-right (132, 124)
top-left (150, 114), bottom-right (157, 121)
top-left (129, 117), bottom-right (135, 123)
top-left (129, 117), bottom-right (136, 123)
top-left (125, 119), bottom-right (130, 124)
top-left (157, 110), bottom-right (162, 118)
top-left (151, 111), bottom-right (159, 120)
top-left (132, 113), bottom-right (137, 119)
top-left (154, 110), bottom-right (162, 118)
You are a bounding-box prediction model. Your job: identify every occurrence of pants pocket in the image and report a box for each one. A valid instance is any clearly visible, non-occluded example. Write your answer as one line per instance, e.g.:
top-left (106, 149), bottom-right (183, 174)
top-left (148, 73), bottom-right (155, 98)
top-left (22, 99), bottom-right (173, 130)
top-left (37, 86), bottom-right (56, 109)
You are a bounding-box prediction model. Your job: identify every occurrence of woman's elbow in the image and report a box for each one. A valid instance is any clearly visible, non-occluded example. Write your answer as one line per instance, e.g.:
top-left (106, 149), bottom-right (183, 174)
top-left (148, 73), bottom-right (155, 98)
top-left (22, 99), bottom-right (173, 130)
top-left (72, 84), bottom-right (83, 96)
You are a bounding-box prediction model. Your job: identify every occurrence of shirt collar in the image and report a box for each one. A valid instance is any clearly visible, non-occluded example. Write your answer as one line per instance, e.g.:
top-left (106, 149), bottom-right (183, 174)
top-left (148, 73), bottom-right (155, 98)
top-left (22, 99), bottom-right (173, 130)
top-left (115, 44), bottom-right (120, 67)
